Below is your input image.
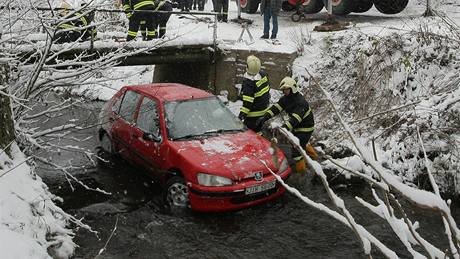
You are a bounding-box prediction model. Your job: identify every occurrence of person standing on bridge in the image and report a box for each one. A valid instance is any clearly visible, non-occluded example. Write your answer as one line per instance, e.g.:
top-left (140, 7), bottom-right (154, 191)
top-left (238, 55), bottom-right (271, 132)
top-left (54, 2), bottom-right (97, 43)
top-left (122, 0), bottom-right (156, 41)
top-left (255, 76), bottom-right (315, 173)
top-left (214, 0), bottom-right (229, 22)
top-left (260, 0), bottom-right (281, 39)
top-left (152, 0), bottom-right (173, 38)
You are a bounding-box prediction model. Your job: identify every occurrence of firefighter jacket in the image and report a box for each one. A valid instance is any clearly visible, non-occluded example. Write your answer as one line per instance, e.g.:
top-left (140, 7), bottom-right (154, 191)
top-left (122, 0), bottom-right (156, 14)
top-left (58, 10), bottom-right (97, 40)
top-left (266, 92), bottom-right (314, 133)
top-left (239, 70), bottom-right (270, 119)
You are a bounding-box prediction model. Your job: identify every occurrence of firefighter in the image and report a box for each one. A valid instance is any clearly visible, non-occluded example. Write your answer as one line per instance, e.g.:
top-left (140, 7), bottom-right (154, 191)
top-left (256, 76), bottom-right (315, 173)
top-left (214, 0), bottom-right (229, 22)
top-left (54, 3), bottom-right (97, 44)
top-left (238, 55), bottom-right (270, 132)
top-left (122, 0), bottom-right (156, 41)
top-left (153, 0), bottom-right (173, 38)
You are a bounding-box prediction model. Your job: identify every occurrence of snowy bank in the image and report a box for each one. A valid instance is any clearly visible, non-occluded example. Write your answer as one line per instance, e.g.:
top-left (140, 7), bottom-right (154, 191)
top-left (0, 144), bottom-right (76, 258)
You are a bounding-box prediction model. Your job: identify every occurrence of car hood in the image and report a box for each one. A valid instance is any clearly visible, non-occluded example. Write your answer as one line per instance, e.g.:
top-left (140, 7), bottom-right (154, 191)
top-left (169, 131), bottom-right (280, 180)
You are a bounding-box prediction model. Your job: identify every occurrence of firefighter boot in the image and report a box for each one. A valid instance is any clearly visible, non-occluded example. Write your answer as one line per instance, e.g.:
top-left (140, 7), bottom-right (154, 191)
top-left (306, 144), bottom-right (318, 160)
top-left (295, 158), bottom-right (307, 175)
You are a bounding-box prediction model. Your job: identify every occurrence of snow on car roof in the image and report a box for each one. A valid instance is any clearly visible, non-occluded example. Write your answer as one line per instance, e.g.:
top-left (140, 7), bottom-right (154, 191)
top-left (127, 83), bottom-right (213, 101)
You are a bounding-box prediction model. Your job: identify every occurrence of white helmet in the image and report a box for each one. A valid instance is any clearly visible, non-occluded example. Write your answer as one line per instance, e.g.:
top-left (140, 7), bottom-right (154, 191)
top-left (246, 55), bottom-right (261, 76)
top-left (279, 76), bottom-right (298, 94)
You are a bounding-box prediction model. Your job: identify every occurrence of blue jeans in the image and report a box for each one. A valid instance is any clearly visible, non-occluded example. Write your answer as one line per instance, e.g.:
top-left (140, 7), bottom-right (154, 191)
top-left (263, 8), bottom-right (278, 38)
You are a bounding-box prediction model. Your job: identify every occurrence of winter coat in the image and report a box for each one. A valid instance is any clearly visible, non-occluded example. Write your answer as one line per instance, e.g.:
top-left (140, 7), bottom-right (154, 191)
top-left (260, 0), bottom-right (282, 16)
top-left (239, 70), bottom-right (270, 119)
top-left (56, 10), bottom-right (96, 43)
top-left (266, 92), bottom-right (314, 133)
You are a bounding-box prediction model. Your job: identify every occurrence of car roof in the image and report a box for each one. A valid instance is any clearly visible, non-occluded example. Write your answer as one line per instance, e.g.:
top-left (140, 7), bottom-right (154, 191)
top-left (125, 83), bottom-right (213, 102)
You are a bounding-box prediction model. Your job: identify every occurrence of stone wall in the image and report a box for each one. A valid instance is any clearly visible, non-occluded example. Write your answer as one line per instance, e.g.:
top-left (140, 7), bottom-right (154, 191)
top-left (153, 48), bottom-right (298, 101)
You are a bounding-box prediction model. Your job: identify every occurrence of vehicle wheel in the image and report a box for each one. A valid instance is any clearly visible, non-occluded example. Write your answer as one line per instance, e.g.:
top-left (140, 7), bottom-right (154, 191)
top-left (372, 0), bottom-right (408, 14)
top-left (240, 0), bottom-right (260, 14)
top-left (352, 0), bottom-right (373, 13)
top-left (97, 132), bottom-right (115, 167)
top-left (282, 1), bottom-right (295, 11)
top-left (165, 176), bottom-right (190, 212)
top-left (301, 0), bottom-right (324, 14)
top-left (321, 0), bottom-right (353, 15)
top-left (291, 12), bottom-right (303, 22)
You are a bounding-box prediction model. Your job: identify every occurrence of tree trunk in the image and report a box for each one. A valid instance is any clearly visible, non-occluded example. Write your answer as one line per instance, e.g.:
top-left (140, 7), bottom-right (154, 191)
top-left (0, 64), bottom-right (14, 156)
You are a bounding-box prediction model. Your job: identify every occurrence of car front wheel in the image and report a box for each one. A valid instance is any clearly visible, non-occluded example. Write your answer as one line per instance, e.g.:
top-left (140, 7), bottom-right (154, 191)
top-left (165, 176), bottom-right (190, 212)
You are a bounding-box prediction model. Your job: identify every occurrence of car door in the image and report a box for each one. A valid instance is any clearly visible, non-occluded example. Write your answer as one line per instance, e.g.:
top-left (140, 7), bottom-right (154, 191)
top-left (111, 90), bottom-right (142, 161)
top-left (130, 96), bottom-right (164, 173)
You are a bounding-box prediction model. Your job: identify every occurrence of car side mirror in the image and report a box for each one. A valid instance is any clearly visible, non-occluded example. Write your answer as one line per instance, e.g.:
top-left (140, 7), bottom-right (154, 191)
top-left (143, 132), bottom-right (162, 142)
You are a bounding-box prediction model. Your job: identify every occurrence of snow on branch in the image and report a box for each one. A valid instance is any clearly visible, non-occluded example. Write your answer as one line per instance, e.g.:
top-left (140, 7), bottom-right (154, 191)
top-left (302, 67), bottom-right (460, 257)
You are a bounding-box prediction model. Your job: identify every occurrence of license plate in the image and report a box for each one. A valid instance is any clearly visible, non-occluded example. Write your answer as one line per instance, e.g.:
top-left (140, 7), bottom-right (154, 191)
top-left (245, 181), bottom-right (276, 195)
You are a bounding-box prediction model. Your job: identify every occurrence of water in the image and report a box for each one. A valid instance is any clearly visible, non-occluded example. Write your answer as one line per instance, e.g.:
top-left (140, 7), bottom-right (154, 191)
top-left (35, 100), bottom-right (460, 259)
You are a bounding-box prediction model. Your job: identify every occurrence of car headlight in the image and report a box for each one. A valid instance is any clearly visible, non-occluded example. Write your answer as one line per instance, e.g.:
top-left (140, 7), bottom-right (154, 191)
top-left (197, 173), bottom-right (233, 186)
top-left (278, 157), bottom-right (288, 174)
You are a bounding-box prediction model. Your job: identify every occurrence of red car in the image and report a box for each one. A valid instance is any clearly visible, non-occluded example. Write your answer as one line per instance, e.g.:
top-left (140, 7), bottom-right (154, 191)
top-left (98, 83), bottom-right (291, 212)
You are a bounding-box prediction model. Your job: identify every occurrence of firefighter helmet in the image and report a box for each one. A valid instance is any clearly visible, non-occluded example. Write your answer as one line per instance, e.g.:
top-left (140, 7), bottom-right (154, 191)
top-left (279, 76), bottom-right (298, 94)
top-left (246, 55), bottom-right (261, 76)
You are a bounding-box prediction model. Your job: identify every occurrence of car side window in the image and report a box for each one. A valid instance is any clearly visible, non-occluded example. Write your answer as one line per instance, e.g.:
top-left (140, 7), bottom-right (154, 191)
top-left (137, 97), bottom-right (160, 137)
top-left (119, 90), bottom-right (141, 123)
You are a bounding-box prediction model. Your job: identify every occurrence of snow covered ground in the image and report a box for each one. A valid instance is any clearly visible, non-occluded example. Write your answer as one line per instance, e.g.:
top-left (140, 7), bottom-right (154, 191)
top-left (1, 0), bottom-right (459, 258)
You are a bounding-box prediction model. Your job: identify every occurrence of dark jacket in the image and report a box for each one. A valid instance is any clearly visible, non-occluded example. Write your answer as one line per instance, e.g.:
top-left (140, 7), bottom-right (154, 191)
top-left (266, 92), bottom-right (314, 133)
top-left (260, 0), bottom-right (282, 15)
top-left (56, 10), bottom-right (96, 42)
top-left (239, 70), bottom-right (270, 119)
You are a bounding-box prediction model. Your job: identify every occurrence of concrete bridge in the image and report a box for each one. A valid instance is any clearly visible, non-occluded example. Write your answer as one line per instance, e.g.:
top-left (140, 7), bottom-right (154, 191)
top-left (19, 39), bottom-right (297, 101)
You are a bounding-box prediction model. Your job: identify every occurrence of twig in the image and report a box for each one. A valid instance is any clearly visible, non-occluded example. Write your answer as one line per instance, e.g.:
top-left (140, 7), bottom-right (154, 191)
top-left (97, 216), bottom-right (118, 257)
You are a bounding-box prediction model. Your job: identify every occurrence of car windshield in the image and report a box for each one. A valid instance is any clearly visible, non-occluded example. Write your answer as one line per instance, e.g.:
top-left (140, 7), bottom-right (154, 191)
top-left (165, 97), bottom-right (245, 140)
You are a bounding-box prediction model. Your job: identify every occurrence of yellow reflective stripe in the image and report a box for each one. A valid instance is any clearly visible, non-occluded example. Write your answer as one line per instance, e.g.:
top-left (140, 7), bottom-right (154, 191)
top-left (267, 110), bottom-right (274, 117)
top-left (254, 85), bottom-right (269, 98)
top-left (294, 127), bottom-right (314, 132)
top-left (292, 113), bottom-right (302, 123)
top-left (59, 23), bottom-right (75, 29)
top-left (247, 108), bottom-right (270, 117)
top-left (256, 76), bottom-right (268, 87)
top-left (285, 121), bottom-right (293, 130)
top-left (127, 12), bottom-right (132, 18)
top-left (274, 103), bottom-right (283, 112)
top-left (303, 107), bottom-right (312, 118)
top-left (155, 0), bottom-right (166, 10)
top-left (123, 4), bottom-right (131, 10)
top-left (134, 1), bottom-right (155, 9)
top-left (293, 156), bottom-right (303, 161)
top-left (147, 31), bottom-right (156, 36)
top-left (128, 30), bottom-right (138, 36)
top-left (160, 26), bottom-right (166, 29)
top-left (242, 95), bottom-right (254, 103)
top-left (75, 12), bottom-right (88, 26)
top-left (240, 107), bottom-right (250, 114)
top-left (140, 20), bottom-right (146, 24)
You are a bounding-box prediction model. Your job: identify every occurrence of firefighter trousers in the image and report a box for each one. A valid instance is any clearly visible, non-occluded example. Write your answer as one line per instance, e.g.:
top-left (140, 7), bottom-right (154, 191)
top-left (127, 11), bottom-right (155, 41)
top-left (244, 116), bottom-right (263, 133)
